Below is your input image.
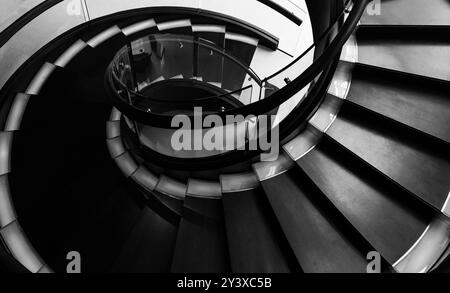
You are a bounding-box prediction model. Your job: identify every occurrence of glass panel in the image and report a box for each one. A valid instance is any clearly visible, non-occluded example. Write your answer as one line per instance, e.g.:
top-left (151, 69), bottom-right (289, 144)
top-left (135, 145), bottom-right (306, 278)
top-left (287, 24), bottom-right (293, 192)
top-left (197, 38), bottom-right (223, 83)
top-left (221, 49), bottom-right (257, 92)
top-left (129, 35), bottom-right (196, 91)
top-left (128, 84), bottom-right (254, 116)
top-left (153, 34), bottom-right (195, 80)
top-left (108, 0), bottom-right (358, 160)
top-left (129, 85), bottom-right (255, 158)
top-left (112, 46), bottom-right (135, 91)
top-left (111, 36), bottom-right (261, 116)
top-left (110, 0), bottom-right (354, 131)
top-left (129, 37), bottom-right (160, 91)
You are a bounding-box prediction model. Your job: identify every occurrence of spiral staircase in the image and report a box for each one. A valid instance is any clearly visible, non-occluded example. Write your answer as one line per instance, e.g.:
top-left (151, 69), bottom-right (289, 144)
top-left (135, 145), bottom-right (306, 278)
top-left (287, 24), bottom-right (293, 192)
top-left (0, 0), bottom-right (449, 273)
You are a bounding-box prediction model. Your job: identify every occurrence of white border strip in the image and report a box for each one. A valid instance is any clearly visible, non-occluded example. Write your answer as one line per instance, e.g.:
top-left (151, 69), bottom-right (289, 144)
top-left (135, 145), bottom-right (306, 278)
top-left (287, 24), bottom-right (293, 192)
top-left (0, 221), bottom-right (44, 273)
top-left (225, 32), bottom-right (259, 46)
top-left (87, 25), bottom-right (121, 48)
top-left (220, 172), bottom-right (259, 193)
top-left (122, 19), bottom-right (156, 36)
top-left (54, 40), bottom-right (87, 68)
top-left (187, 179), bottom-right (222, 199)
top-left (393, 216), bottom-right (450, 273)
top-left (0, 132), bottom-right (13, 176)
top-left (441, 191), bottom-right (450, 217)
top-left (0, 174), bottom-right (16, 228)
top-left (5, 93), bottom-right (31, 131)
top-left (192, 24), bottom-right (226, 33)
top-left (252, 152), bottom-right (294, 182)
top-left (155, 175), bottom-right (187, 200)
top-left (157, 19), bottom-right (191, 31)
top-left (25, 63), bottom-right (56, 95)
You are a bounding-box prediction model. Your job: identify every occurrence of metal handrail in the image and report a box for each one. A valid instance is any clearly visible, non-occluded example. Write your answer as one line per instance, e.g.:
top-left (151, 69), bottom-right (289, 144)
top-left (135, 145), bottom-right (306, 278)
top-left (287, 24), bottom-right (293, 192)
top-left (106, 0), bottom-right (370, 128)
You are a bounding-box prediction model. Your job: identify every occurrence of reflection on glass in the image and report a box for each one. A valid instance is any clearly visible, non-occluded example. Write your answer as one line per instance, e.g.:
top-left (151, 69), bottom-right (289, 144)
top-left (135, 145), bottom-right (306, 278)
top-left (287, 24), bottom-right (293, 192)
top-left (110, 34), bottom-right (262, 116)
top-left (197, 38), bottom-right (223, 83)
top-left (129, 35), bottom-right (196, 90)
top-left (109, 0), bottom-right (353, 123)
top-left (107, 1), bottom-right (356, 159)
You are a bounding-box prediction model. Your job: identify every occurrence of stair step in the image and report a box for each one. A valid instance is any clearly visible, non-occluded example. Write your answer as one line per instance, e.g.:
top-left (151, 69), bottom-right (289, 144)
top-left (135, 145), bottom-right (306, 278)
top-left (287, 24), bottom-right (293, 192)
top-left (222, 189), bottom-right (294, 273)
top-left (196, 34), bottom-right (225, 83)
top-left (222, 33), bottom-right (258, 91)
top-left (156, 19), bottom-right (192, 34)
top-left (347, 64), bottom-right (450, 143)
top-left (171, 196), bottom-right (230, 273)
top-left (81, 182), bottom-right (143, 272)
top-left (433, 244), bottom-right (450, 273)
top-left (327, 103), bottom-right (450, 211)
top-left (357, 26), bottom-right (450, 81)
top-left (67, 28), bottom-right (127, 74)
top-left (260, 170), bottom-right (369, 273)
top-left (111, 205), bottom-right (178, 273)
top-left (151, 35), bottom-right (195, 80)
top-left (361, 0), bottom-right (450, 26)
top-left (297, 139), bottom-right (433, 264)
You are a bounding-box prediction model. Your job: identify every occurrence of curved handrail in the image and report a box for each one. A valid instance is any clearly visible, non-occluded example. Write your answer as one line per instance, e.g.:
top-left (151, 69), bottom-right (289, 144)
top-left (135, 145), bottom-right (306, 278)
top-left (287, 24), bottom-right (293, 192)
top-left (112, 71), bottom-right (253, 104)
top-left (256, 0), bottom-right (303, 26)
top-left (106, 0), bottom-right (370, 128)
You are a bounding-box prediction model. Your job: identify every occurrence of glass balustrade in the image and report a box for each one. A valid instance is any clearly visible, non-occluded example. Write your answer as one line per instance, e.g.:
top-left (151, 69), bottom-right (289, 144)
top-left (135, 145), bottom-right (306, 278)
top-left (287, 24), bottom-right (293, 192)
top-left (106, 0), bottom-right (362, 160)
top-left (111, 34), bottom-right (262, 117)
